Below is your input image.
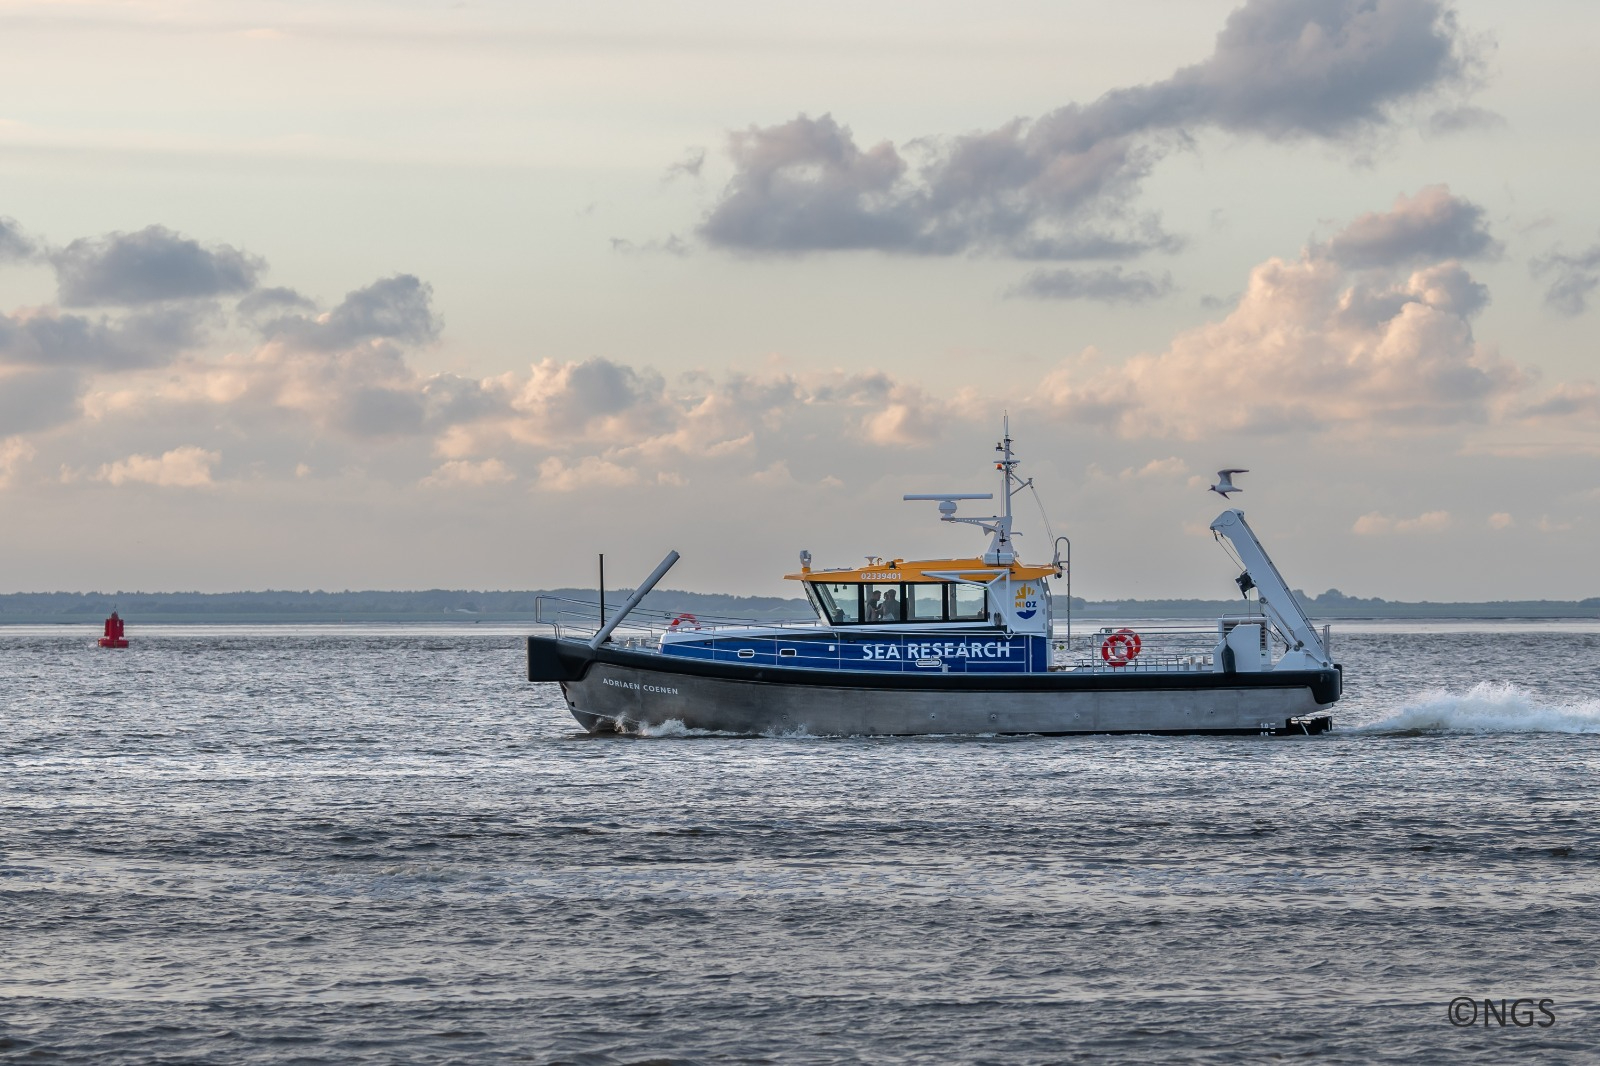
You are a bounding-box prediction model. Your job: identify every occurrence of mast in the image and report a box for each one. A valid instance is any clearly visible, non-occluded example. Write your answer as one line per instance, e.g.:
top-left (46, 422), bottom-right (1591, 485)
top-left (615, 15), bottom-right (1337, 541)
top-left (903, 415), bottom-right (1034, 566)
top-left (994, 414), bottom-right (1017, 561)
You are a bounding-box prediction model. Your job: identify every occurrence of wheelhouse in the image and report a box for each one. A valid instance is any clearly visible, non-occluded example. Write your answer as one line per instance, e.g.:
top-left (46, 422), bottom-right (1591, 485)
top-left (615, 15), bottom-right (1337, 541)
top-left (787, 557), bottom-right (1059, 634)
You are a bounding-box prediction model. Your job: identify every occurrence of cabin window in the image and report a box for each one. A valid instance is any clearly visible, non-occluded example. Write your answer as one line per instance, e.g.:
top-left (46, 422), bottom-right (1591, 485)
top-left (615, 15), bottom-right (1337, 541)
top-left (949, 583), bottom-right (988, 621)
top-left (813, 583), bottom-right (863, 625)
top-left (810, 580), bottom-right (991, 625)
top-left (906, 583), bottom-right (944, 622)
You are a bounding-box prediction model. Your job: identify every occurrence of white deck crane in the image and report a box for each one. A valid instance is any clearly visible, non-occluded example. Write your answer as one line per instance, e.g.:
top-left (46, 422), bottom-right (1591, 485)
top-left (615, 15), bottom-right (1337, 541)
top-left (1209, 508), bottom-right (1332, 669)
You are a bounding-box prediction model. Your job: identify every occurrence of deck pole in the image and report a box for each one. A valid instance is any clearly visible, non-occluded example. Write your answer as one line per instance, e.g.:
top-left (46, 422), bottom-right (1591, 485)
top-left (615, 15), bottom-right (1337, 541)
top-left (589, 550), bottom-right (681, 649)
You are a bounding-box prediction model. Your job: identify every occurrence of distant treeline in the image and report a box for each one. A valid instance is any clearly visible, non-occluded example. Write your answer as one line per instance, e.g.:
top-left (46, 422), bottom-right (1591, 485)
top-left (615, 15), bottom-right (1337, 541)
top-left (0, 588), bottom-right (814, 624)
top-left (0, 586), bottom-right (1595, 624)
top-left (1077, 587), bottom-right (1600, 620)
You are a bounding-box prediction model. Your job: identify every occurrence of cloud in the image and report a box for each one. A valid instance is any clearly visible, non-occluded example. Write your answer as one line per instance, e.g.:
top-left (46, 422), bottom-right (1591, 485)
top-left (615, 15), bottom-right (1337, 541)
top-left (0, 217), bottom-right (36, 263)
top-left (697, 0), bottom-right (1479, 258)
top-left (0, 224), bottom-right (223, 388)
top-left (504, 357), bottom-right (672, 444)
top-left (0, 436), bottom-right (36, 488)
top-left (1530, 240), bottom-right (1600, 316)
top-left (336, 384), bottom-right (426, 437)
top-left (535, 454), bottom-right (641, 491)
top-left (1514, 382), bottom-right (1600, 422)
top-left (749, 460), bottom-right (795, 487)
top-left (261, 275), bottom-right (441, 350)
top-left (1122, 457), bottom-right (1188, 480)
top-left (1323, 185), bottom-right (1501, 268)
top-left (1007, 266), bottom-right (1174, 303)
top-left (6, 220), bottom-right (994, 493)
top-left (0, 305), bottom-right (207, 371)
top-left (237, 286), bottom-right (317, 317)
top-left (422, 458), bottom-right (515, 487)
top-left (74, 323), bottom-right (973, 495)
top-left (1353, 509), bottom-right (1451, 534)
top-left (220, 348), bottom-right (471, 438)
top-left (52, 225), bottom-right (262, 307)
top-left (18, 184), bottom-right (1590, 513)
top-left (0, 367), bottom-right (82, 434)
top-left (81, 307), bottom-right (493, 443)
top-left (1424, 104), bottom-right (1505, 136)
top-left (664, 147), bottom-right (706, 181)
top-left (610, 234), bottom-right (691, 256)
top-left (697, 113), bottom-right (924, 255)
top-left (1041, 249), bottom-right (1516, 438)
top-left (859, 381), bottom-right (945, 446)
top-left (96, 445), bottom-right (219, 488)
top-left (1400, 510), bottom-right (1452, 532)
top-left (1127, 0), bottom-right (1477, 138)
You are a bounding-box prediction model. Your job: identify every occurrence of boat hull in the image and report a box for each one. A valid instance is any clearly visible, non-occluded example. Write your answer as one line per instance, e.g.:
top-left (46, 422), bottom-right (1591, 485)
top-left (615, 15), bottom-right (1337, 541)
top-left (529, 637), bottom-right (1338, 737)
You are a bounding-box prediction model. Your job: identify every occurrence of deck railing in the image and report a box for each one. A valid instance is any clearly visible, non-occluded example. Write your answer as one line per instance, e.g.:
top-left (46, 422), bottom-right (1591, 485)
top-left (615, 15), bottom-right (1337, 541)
top-left (533, 594), bottom-right (815, 645)
top-left (1054, 617), bottom-right (1294, 672)
top-left (536, 596), bottom-right (1323, 674)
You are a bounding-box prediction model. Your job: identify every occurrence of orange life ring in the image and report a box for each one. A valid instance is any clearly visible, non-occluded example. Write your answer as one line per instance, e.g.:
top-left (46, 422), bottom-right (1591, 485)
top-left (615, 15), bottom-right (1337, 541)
top-left (668, 612), bottom-right (700, 630)
top-left (1100, 628), bottom-right (1142, 667)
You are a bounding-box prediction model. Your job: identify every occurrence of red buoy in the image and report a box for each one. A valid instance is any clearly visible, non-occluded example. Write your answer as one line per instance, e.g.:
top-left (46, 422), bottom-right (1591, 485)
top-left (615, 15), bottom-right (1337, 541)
top-left (98, 611), bottom-right (129, 649)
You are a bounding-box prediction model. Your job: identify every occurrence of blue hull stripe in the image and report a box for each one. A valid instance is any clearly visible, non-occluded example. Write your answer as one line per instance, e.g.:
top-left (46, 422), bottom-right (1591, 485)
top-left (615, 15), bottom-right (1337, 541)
top-left (661, 633), bottom-right (1048, 673)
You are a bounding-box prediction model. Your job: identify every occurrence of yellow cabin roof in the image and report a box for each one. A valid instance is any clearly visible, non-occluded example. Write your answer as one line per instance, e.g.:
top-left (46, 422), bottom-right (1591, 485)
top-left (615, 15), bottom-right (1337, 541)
top-left (786, 557), bottom-right (1057, 584)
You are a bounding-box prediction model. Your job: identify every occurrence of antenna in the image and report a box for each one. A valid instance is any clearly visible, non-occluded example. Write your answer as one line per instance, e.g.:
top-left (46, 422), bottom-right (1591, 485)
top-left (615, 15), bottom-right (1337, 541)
top-left (903, 415), bottom-right (1034, 565)
top-left (996, 413), bottom-right (1016, 535)
top-left (903, 493), bottom-right (993, 517)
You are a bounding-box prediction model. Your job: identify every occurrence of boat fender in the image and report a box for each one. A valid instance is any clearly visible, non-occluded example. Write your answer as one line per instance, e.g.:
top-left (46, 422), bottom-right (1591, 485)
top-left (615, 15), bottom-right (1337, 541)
top-left (1100, 628), bottom-right (1142, 667)
top-left (668, 613), bottom-right (702, 631)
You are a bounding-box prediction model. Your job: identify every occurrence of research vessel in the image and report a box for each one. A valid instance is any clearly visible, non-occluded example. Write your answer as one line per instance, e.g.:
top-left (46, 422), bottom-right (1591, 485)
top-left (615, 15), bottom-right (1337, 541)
top-left (527, 424), bottom-right (1339, 736)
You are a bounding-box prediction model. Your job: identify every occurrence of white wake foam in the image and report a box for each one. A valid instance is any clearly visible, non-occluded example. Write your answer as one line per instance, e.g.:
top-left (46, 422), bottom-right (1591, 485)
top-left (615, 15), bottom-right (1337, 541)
top-left (1362, 681), bottom-right (1600, 734)
top-left (628, 718), bottom-right (740, 738)
top-left (626, 716), bottom-right (814, 739)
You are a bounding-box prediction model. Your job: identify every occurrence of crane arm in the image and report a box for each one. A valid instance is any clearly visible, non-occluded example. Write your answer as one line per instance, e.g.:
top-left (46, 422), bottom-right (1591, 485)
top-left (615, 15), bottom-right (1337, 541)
top-left (1209, 509), bottom-right (1330, 666)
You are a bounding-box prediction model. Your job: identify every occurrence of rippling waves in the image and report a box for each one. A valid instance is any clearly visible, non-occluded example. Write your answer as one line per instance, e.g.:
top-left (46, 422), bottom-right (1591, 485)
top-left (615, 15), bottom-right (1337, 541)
top-left (3, 623), bottom-right (1598, 1064)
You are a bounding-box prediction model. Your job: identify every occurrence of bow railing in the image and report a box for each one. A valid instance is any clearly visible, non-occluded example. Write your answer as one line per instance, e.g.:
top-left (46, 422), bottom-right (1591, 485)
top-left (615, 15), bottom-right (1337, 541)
top-left (533, 595), bottom-right (816, 647)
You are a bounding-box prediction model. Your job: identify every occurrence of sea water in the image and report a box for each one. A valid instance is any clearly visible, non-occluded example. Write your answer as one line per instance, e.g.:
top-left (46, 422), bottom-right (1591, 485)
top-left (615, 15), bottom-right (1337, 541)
top-left (2, 622), bottom-right (1598, 1064)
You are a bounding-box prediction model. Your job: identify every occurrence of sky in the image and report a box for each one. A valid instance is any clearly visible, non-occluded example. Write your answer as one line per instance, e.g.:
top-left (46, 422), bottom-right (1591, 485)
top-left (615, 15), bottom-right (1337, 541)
top-left (2, 0), bottom-right (1598, 601)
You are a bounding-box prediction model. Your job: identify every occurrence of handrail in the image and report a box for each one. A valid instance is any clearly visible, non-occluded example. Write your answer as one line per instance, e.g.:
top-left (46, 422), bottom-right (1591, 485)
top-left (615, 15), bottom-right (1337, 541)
top-left (532, 593), bottom-right (817, 633)
top-left (535, 593), bottom-right (1332, 672)
top-left (1054, 535), bottom-right (1071, 648)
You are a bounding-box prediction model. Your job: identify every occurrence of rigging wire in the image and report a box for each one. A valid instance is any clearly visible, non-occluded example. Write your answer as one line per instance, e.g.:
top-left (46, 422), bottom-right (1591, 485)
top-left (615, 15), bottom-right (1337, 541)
top-left (1212, 531), bottom-right (1264, 618)
top-left (1213, 530), bottom-right (1246, 571)
top-left (1026, 480), bottom-right (1055, 546)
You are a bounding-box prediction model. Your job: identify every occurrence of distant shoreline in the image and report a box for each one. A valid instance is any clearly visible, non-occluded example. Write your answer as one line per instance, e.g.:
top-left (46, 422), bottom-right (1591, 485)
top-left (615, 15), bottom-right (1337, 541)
top-left (1, 588), bottom-right (1596, 624)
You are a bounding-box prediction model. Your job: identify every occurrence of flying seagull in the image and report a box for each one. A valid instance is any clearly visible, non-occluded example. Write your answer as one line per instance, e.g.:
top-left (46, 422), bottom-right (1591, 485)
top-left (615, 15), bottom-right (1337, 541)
top-left (1210, 469), bottom-right (1248, 498)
